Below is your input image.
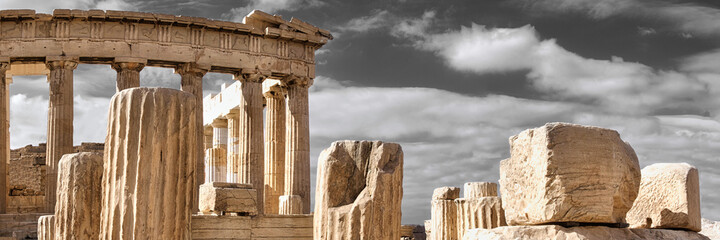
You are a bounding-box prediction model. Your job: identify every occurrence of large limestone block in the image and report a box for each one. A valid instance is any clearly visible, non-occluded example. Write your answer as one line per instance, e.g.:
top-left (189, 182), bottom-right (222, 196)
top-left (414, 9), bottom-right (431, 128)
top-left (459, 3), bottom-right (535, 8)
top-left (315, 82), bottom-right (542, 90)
top-left (463, 182), bottom-right (497, 198)
top-left (627, 163), bottom-right (701, 231)
top-left (314, 141), bottom-right (403, 240)
top-left (462, 225), bottom-right (710, 240)
top-left (37, 215), bottom-right (55, 240)
top-left (456, 197), bottom-right (506, 239)
top-left (100, 88), bottom-right (198, 240)
top-left (55, 152), bottom-right (103, 239)
top-left (500, 122), bottom-right (641, 225)
top-left (199, 182), bottom-right (257, 215)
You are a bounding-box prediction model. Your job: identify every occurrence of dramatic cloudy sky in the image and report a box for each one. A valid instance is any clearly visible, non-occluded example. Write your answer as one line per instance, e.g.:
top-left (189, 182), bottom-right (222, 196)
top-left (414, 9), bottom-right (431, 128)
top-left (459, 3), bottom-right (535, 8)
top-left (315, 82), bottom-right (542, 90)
top-left (3, 0), bottom-right (720, 224)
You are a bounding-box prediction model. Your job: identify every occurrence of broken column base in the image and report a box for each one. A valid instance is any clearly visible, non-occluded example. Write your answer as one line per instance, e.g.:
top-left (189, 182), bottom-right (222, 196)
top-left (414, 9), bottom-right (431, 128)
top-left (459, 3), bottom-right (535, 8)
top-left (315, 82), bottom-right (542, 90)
top-left (199, 182), bottom-right (257, 216)
top-left (279, 195), bottom-right (303, 215)
top-left (463, 225), bottom-right (710, 240)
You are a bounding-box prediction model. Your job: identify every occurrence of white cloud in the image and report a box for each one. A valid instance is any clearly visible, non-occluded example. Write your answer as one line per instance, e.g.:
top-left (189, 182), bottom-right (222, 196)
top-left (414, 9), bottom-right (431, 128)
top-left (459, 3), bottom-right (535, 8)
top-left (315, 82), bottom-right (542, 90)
top-left (0, 0), bottom-right (134, 13)
top-left (392, 16), bottom-right (712, 115)
top-left (413, 24), bottom-right (540, 74)
top-left (391, 10), bottom-right (435, 37)
top-left (336, 10), bottom-right (391, 33)
top-left (9, 94), bottom-right (47, 148)
top-left (226, 0), bottom-right (324, 22)
top-left (8, 94), bottom-right (109, 148)
top-left (516, 0), bottom-right (720, 38)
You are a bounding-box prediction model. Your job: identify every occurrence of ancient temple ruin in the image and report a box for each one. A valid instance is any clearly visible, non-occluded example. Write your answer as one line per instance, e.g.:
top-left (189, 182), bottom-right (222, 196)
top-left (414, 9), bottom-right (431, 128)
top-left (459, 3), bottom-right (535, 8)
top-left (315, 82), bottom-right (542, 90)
top-left (0, 9), bottom-right (331, 239)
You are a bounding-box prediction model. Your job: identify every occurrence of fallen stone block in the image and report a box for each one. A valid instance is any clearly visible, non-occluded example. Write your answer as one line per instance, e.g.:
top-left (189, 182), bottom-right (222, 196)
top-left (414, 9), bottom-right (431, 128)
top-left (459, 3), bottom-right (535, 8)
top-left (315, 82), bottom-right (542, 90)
top-left (199, 182), bottom-right (257, 216)
top-left (627, 163), bottom-right (701, 232)
top-left (500, 122), bottom-right (641, 225)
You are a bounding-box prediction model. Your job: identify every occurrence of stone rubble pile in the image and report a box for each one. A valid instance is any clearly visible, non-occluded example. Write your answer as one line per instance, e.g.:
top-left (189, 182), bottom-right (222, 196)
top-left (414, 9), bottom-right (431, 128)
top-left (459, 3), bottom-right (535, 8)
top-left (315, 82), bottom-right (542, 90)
top-left (461, 122), bottom-right (708, 240)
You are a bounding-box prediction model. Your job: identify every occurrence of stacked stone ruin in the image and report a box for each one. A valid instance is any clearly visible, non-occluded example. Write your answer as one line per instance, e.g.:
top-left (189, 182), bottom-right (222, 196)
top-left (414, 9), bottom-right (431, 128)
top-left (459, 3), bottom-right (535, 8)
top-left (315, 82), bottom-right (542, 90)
top-left (426, 183), bottom-right (507, 240)
top-left (461, 123), bottom-right (707, 240)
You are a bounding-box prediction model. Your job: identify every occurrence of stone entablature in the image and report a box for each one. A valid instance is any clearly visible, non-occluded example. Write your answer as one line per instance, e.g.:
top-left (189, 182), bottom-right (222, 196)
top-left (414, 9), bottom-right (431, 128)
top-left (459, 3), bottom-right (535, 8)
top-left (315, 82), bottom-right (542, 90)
top-left (0, 9), bottom-right (331, 79)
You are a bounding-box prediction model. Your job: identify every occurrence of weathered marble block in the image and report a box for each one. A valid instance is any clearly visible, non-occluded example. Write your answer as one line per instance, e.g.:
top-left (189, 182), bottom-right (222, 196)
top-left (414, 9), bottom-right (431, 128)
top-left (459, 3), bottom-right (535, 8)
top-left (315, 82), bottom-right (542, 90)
top-left (37, 215), bottom-right (55, 240)
top-left (314, 141), bottom-right (403, 240)
top-left (500, 122), bottom-right (641, 225)
top-left (627, 163), bottom-right (701, 232)
top-left (100, 88), bottom-right (198, 240)
top-left (199, 182), bottom-right (257, 216)
top-left (55, 152), bottom-right (103, 239)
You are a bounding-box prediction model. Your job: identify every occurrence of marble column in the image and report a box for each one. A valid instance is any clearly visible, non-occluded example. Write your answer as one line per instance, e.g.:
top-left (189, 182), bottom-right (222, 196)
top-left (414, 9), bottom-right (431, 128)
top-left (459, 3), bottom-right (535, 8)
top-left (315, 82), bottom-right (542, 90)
top-left (226, 111), bottom-right (239, 183)
top-left (0, 60), bottom-right (7, 214)
top-left (45, 56), bottom-right (78, 212)
top-left (206, 119), bottom-right (228, 183)
top-left (282, 76), bottom-right (312, 214)
top-left (177, 62), bottom-right (208, 213)
top-left (263, 82), bottom-right (285, 214)
top-left (111, 57), bottom-right (145, 92)
top-left (100, 88), bottom-right (197, 239)
top-left (235, 69), bottom-right (266, 215)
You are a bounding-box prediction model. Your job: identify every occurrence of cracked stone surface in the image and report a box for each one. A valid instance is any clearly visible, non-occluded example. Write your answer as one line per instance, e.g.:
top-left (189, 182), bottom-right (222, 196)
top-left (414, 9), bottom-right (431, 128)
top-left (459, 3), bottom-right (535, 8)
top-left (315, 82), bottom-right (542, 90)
top-left (500, 122), bottom-right (641, 225)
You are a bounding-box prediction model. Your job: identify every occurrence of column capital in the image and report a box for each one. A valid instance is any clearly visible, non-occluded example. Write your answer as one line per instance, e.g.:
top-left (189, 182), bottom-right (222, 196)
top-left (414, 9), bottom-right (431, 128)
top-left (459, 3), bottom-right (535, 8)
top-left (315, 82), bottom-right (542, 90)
top-left (225, 109), bottom-right (240, 118)
top-left (176, 63), bottom-right (210, 78)
top-left (211, 118), bottom-right (228, 128)
top-left (235, 68), bottom-right (270, 83)
top-left (262, 81), bottom-right (286, 99)
top-left (45, 56), bottom-right (79, 71)
top-left (283, 74), bottom-right (313, 88)
top-left (111, 62), bottom-right (145, 72)
top-left (0, 62), bottom-right (9, 78)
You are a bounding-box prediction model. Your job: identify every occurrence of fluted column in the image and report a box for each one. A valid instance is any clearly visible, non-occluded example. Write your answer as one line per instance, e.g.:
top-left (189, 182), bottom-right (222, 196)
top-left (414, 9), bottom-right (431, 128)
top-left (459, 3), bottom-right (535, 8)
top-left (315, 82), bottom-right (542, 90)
top-left (282, 75), bottom-right (312, 214)
top-left (0, 60), bottom-right (8, 214)
top-left (263, 82), bottom-right (285, 214)
top-left (100, 88), bottom-right (197, 239)
top-left (55, 152), bottom-right (103, 239)
top-left (111, 57), bottom-right (145, 92)
top-left (177, 62), bottom-right (208, 213)
top-left (226, 111), bottom-right (239, 183)
top-left (45, 56), bottom-right (78, 212)
top-left (206, 119), bottom-right (228, 183)
top-left (235, 69), bottom-right (267, 215)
